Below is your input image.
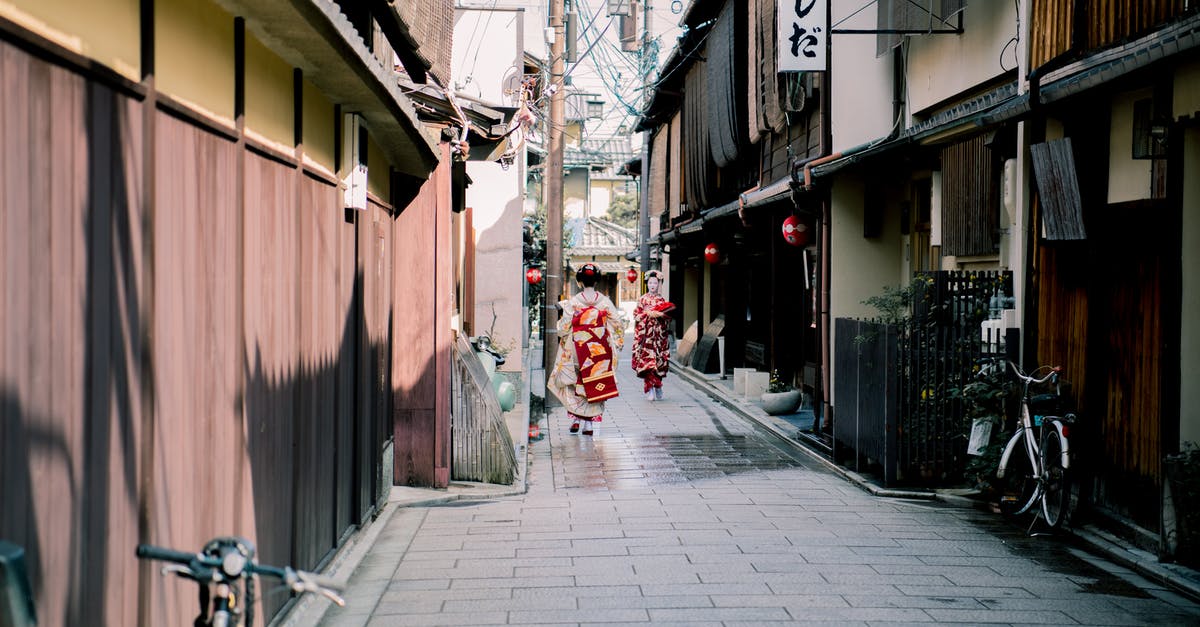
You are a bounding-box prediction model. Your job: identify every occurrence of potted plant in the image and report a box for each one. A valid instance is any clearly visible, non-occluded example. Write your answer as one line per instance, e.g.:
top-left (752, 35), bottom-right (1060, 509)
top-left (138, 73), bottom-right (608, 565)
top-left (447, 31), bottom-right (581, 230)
top-left (760, 370), bottom-right (802, 415)
top-left (1162, 442), bottom-right (1200, 566)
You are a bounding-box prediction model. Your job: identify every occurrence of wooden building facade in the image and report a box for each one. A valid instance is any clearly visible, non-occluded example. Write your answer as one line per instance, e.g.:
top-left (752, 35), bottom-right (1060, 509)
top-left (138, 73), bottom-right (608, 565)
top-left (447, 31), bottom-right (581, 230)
top-left (0, 0), bottom-right (458, 624)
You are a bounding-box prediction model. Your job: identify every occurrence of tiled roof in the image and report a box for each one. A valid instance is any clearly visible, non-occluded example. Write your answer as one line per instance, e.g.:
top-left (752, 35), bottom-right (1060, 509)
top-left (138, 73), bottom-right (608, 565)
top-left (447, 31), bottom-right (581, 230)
top-left (566, 217), bottom-right (637, 255)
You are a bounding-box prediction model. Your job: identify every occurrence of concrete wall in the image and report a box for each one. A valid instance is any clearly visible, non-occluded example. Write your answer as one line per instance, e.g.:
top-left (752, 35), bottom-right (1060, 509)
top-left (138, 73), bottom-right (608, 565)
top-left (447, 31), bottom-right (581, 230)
top-left (1, 0), bottom-right (140, 79)
top-left (453, 5), bottom-right (526, 371)
top-left (367, 132), bottom-right (391, 199)
top-left (1107, 88), bottom-right (1155, 204)
top-left (828, 175), bottom-right (905, 400)
top-left (302, 77), bottom-right (337, 174)
top-left (564, 166), bottom-right (588, 219)
top-left (829, 2), bottom-right (894, 150)
top-left (245, 31), bottom-right (295, 149)
top-left (467, 162), bottom-right (526, 371)
top-left (905, 1), bottom-right (1018, 115)
top-left (157, 0), bottom-right (236, 125)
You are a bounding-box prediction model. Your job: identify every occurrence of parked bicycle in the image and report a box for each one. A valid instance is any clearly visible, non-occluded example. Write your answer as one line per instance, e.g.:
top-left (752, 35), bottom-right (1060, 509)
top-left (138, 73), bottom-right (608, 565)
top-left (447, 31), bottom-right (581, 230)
top-left (995, 361), bottom-right (1077, 531)
top-left (136, 536), bottom-right (344, 626)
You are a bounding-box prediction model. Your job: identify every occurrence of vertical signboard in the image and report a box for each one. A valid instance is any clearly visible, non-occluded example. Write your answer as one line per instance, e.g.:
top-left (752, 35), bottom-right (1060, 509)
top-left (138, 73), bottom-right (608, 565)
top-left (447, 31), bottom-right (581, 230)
top-left (777, 0), bottom-right (828, 72)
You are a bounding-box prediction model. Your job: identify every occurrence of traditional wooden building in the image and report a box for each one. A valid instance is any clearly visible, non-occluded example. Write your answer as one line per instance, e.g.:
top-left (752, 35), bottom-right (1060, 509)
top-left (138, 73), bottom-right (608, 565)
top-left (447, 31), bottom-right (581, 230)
top-left (0, 0), bottom-right (461, 624)
top-left (805, 1), bottom-right (1200, 542)
top-left (637, 0), bottom-right (826, 414)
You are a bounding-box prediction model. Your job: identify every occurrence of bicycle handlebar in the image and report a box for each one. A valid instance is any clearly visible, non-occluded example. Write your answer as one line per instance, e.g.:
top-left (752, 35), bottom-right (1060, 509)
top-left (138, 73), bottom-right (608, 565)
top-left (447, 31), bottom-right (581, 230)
top-left (136, 544), bottom-right (201, 565)
top-left (1008, 361), bottom-right (1060, 385)
top-left (136, 543), bottom-right (346, 607)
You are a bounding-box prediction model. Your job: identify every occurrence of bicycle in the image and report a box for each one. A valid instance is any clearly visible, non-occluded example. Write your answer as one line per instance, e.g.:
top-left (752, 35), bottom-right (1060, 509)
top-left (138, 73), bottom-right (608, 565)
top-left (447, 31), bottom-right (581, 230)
top-left (995, 361), bottom-right (1077, 531)
top-left (136, 536), bottom-right (344, 626)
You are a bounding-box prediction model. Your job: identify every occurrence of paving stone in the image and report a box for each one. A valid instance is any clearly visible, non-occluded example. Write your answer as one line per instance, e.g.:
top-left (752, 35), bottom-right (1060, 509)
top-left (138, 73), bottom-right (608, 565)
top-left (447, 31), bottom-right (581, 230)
top-left (321, 344), bottom-right (1200, 626)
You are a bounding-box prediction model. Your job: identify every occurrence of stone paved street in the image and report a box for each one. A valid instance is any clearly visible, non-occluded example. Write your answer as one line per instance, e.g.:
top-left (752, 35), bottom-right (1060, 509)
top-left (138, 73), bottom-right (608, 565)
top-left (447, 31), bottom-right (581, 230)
top-left (320, 347), bottom-right (1200, 626)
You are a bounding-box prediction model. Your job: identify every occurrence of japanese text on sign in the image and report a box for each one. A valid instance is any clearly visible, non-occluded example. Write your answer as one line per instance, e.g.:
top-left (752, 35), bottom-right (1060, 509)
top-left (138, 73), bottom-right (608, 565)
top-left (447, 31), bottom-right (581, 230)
top-left (777, 0), bottom-right (827, 72)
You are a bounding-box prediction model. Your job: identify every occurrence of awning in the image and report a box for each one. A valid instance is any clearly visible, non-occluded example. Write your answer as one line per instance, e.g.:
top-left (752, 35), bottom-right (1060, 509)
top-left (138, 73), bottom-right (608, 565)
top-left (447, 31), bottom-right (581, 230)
top-left (566, 261), bottom-right (635, 274)
top-left (811, 17), bottom-right (1200, 181)
top-left (812, 82), bottom-right (1024, 179)
top-left (1037, 16), bottom-right (1200, 106)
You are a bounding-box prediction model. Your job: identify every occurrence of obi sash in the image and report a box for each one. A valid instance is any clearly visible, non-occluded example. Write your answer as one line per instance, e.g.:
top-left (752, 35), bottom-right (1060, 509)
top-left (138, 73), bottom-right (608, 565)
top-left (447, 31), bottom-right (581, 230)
top-left (571, 306), bottom-right (619, 402)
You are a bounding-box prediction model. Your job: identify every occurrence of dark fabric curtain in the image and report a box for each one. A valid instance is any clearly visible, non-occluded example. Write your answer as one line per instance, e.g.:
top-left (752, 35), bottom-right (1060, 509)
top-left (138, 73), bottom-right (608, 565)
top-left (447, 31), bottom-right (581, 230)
top-left (706, 0), bottom-right (747, 169)
top-left (684, 62), bottom-right (713, 211)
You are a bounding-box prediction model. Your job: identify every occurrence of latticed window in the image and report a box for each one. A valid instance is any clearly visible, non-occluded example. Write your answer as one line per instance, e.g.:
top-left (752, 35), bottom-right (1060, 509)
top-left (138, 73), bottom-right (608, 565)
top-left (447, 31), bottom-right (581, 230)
top-left (939, 135), bottom-right (999, 257)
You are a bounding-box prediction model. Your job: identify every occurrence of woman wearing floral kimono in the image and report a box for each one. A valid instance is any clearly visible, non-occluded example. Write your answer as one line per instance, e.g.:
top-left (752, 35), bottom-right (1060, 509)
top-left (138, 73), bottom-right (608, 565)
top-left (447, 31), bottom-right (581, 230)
top-left (548, 263), bottom-right (625, 436)
top-left (632, 270), bottom-right (673, 401)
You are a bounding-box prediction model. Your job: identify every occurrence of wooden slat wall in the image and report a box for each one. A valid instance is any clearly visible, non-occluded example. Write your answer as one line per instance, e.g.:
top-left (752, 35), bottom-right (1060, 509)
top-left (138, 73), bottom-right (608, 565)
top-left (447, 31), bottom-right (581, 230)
top-left (1029, 0), bottom-right (1073, 69)
top-left (332, 178), bottom-right (358, 539)
top-left (392, 143), bottom-right (452, 488)
top-left (152, 111), bottom-right (242, 625)
top-left (1034, 240), bottom-right (1091, 422)
top-left (1, 43), bottom-right (147, 626)
top-left (940, 135), bottom-right (998, 257)
top-left (1, 27), bottom-right (414, 626)
top-left (360, 198), bottom-right (394, 512)
top-left (1082, 0), bottom-right (1187, 51)
top-left (1030, 139), bottom-right (1087, 240)
top-left (295, 174), bottom-right (342, 570)
top-left (1031, 0), bottom-right (1189, 70)
top-left (242, 150), bottom-right (301, 617)
top-left (1036, 197), bottom-right (1172, 524)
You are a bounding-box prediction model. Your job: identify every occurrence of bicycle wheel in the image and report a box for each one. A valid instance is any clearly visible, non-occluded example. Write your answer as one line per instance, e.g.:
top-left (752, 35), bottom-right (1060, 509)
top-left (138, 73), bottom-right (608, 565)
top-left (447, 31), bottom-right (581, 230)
top-left (998, 433), bottom-right (1039, 517)
top-left (1041, 428), bottom-right (1071, 528)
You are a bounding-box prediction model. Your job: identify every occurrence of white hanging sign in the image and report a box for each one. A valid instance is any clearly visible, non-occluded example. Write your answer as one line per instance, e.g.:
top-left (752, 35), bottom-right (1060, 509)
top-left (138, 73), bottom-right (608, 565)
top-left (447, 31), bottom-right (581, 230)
top-left (777, 0), bottom-right (827, 72)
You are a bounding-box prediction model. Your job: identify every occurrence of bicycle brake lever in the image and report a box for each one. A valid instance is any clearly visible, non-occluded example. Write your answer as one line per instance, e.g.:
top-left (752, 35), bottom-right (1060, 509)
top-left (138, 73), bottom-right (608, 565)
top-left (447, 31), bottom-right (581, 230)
top-left (160, 564), bottom-right (197, 579)
top-left (318, 587), bottom-right (346, 607)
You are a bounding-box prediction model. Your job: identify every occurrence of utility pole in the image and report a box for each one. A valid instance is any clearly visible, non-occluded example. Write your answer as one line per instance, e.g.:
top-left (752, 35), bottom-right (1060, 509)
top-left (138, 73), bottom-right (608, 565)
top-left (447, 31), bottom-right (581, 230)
top-left (543, 0), bottom-right (566, 393)
top-left (637, 0), bottom-right (652, 276)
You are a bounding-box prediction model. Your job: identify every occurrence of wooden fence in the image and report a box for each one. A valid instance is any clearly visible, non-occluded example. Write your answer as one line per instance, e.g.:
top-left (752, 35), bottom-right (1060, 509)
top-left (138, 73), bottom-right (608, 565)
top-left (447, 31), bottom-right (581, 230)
top-left (833, 319), bottom-right (900, 485)
top-left (898, 271), bottom-right (1014, 484)
top-left (450, 335), bottom-right (518, 484)
top-left (832, 271), bottom-right (1014, 486)
top-left (0, 38), bottom-right (395, 626)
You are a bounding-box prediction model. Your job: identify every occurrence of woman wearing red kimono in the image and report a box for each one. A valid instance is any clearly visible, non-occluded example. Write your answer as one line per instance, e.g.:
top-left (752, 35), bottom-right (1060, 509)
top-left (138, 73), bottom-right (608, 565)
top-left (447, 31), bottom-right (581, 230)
top-left (548, 263), bottom-right (625, 435)
top-left (632, 270), bottom-right (673, 401)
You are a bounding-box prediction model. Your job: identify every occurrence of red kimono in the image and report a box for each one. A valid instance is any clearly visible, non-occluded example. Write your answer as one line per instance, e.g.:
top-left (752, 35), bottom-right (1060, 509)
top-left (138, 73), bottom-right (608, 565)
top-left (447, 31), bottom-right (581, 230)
top-left (632, 292), bottom-right (672, 390)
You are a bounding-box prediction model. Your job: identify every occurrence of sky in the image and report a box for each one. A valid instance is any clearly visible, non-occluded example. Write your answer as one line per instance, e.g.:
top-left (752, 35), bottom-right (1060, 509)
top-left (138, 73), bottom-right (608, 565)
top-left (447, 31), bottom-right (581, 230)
top-left (453, 0), bottom-right (686, 140)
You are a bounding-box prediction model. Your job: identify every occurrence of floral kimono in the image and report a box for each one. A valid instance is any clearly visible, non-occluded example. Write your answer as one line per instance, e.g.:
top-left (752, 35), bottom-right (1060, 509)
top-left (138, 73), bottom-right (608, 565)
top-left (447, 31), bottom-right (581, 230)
top-left (548, 290), bottom-right (625, 420)
top-left (632, 291), bottom-right (673, 392)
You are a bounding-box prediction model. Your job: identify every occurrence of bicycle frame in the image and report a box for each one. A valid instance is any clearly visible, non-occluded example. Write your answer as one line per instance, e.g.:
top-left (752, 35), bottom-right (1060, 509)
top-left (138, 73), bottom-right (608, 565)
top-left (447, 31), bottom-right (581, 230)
top-left (995, 362), bottom-right (1074, 529)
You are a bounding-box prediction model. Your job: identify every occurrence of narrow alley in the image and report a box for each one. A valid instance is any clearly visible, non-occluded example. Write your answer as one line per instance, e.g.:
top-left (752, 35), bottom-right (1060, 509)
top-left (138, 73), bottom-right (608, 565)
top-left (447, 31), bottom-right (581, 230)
top-left (317, 346), bottom-right (1200, 626)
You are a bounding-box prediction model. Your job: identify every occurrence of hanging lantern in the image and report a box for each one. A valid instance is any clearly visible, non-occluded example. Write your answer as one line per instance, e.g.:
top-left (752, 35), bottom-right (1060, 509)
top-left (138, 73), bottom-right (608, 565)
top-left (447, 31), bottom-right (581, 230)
top-left (704, 243), bottom-right (720, 264)
top-left (781, 215), bottom-right (809, 247)
top-left (626, 267), bottom-right (638, 283)
top-left (525, 267), bottom-right (542, 284)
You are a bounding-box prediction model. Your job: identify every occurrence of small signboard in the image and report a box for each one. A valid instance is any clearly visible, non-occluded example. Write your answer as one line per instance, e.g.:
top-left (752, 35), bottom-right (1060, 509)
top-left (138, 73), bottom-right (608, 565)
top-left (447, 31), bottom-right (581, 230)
top-left (778, 0), bottom-right (827, 72)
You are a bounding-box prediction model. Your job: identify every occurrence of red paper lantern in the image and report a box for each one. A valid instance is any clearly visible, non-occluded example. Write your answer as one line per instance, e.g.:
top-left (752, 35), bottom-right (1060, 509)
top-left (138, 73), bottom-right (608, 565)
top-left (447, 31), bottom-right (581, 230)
top-left (626, 267), bottom-right (638, 283)
top-left (781, 215), bottom-right (809, 247)
top-left (704, 243), bottom-right (720, 264)
top-left (525, 267), bottom-right (542, 284)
